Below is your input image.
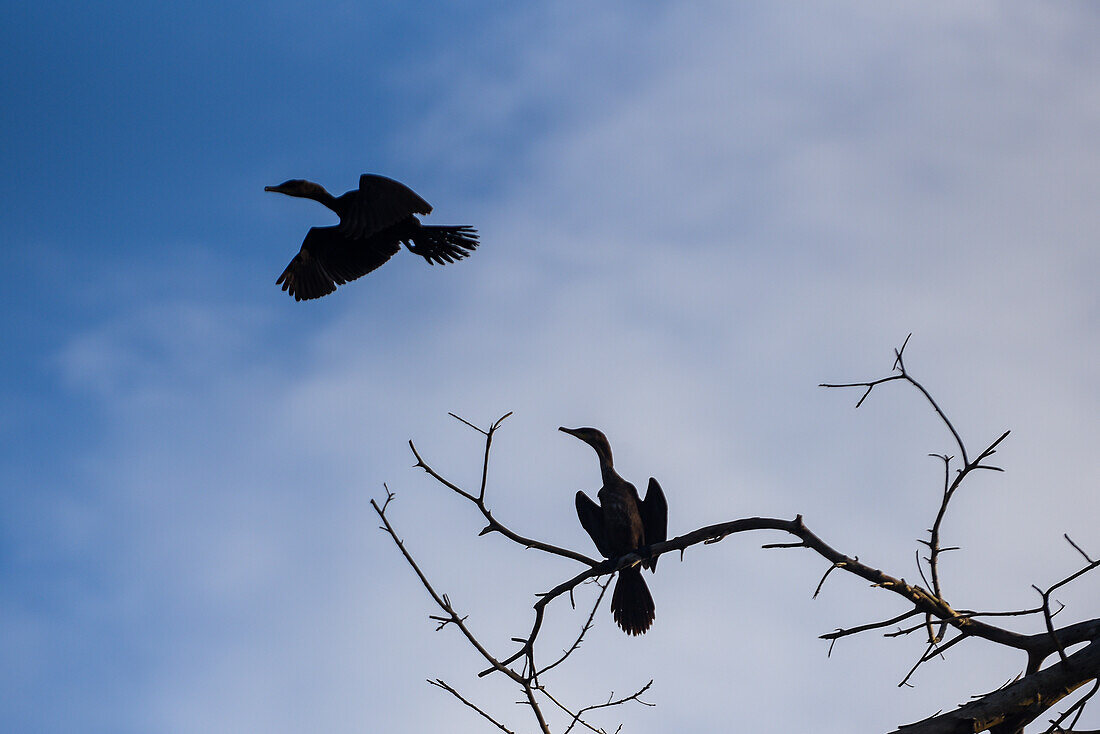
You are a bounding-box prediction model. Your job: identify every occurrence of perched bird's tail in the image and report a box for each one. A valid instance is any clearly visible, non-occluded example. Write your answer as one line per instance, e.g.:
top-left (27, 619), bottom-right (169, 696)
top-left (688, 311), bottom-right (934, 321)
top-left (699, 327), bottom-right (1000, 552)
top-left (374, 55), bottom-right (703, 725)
top-left (405, 225), bottom-right (479, 265)
top-left (611, 566), bottom-right (655, 636)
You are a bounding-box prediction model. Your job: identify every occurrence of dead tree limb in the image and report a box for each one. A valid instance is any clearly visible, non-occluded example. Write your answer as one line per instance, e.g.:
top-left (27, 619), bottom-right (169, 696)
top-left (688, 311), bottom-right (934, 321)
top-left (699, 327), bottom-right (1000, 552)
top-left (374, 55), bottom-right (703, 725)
top-left (375, 339), bottom-right (1097, 732)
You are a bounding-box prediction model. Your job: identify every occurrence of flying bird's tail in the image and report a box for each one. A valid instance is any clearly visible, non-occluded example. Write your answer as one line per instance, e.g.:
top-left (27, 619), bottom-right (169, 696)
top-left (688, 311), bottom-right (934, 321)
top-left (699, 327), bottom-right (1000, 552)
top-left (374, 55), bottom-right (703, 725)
top-left (611, 566), bottom-right (655, 636)
top-left (405, 225), bottom-right (479, 265)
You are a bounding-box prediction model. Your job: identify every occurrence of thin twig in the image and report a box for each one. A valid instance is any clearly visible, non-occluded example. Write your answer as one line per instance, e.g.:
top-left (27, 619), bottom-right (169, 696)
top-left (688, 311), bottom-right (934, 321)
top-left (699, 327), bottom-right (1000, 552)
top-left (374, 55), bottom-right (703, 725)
top-left (370, 494), bottom-right (524, 684)
top-left (1045, 677), bottom-right (1099, 734)
top-left (539, 579), bottom-right (611, 677)
top-left (814, 559), bottom-right (849, 599)
top-left (1065, 535), bottom-right (1095, 565)
top-left (547, 680), bottom-right (654, 734)
top-left (428, 679), bottom-right (516, 734)
top-left (821, 609), bottom-right (922, 642)
top-left (410, 417), bottom-right (598, 566)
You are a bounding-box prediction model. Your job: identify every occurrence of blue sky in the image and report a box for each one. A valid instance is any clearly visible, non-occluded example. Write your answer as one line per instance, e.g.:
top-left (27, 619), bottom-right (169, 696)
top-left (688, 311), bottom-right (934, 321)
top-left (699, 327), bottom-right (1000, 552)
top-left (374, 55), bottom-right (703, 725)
top-left (2, 2), bottom-right (1098, 732)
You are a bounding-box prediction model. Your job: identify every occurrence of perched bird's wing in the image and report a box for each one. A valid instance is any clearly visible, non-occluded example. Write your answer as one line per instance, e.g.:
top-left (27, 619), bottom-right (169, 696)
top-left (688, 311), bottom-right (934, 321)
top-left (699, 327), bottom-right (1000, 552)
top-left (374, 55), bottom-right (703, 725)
top-left (576, 491), bottom-right (614, 559)
top-left (340, 174), bottom-right (434, 240)
top-left (640, 477), bottom-right (668, 571)
top-left (276, 226), bottom-right (399, 301)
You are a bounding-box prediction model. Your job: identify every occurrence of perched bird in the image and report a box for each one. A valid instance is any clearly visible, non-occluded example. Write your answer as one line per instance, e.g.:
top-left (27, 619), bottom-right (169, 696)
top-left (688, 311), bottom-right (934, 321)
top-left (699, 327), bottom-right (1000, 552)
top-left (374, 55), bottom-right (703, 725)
top-left (560, 426), bottom-right (668, 635)
top-left (265, 174), bottom-right (479, 300)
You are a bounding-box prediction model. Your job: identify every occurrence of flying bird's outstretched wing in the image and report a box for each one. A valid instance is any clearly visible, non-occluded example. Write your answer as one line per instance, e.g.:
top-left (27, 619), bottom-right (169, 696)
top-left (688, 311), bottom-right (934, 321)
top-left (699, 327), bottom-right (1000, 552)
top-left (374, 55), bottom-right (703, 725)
top-left (339, 174), bottom-right (434, 240)
top-left (275, 226), bottom-right (400, 301)
top-left (640, 477), bottom-right (668, 571)
top-left (575, 491), bottom-right (614, 559)
top-left (404, 225), bottom-right (479, 265)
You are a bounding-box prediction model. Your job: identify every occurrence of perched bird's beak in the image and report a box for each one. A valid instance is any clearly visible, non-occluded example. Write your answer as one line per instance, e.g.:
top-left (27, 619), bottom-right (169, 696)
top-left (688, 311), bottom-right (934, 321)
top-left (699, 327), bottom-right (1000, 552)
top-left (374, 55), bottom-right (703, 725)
top-left (559, 426), bottom-right (577, 436)
top-left (264, 186), bottom-right (277, 192)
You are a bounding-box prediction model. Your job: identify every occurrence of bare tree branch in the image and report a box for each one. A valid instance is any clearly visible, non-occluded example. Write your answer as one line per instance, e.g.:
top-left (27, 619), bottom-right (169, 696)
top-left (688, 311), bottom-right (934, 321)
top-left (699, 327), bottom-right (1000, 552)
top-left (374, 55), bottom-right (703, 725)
top-left (408, 413), bottom-right (598, 566)
top-left (428, 679), bottom-right (516, 734)
top-left (892, 641), bottom-right (1100, 734)
top-left (538, 579), bottom-right (611, 678)
top-left (1044, 678), bottom-right (1099, 734)
top-left (377, 340), bottom-right (1097, 733)
top-left (822, 609), bottom-right (923, 643)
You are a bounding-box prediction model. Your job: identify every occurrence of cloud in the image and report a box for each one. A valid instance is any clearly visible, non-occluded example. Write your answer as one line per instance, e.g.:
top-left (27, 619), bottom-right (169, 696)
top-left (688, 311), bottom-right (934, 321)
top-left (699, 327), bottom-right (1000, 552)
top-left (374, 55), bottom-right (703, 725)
top-left (7, 3), bottom-right (1099, 733)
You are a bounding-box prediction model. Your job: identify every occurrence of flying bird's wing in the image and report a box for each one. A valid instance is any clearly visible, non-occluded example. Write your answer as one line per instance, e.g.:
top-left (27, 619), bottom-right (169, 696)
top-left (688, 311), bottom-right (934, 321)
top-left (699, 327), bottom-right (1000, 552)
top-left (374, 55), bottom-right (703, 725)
top-left (276, 226), bottom-right (400, 301)
top-left (640, 477), bottom-right (668, 571)
top-left (575, 491), bottom-right (614, 560)
top-left (404, 225), bottom-right (480, 265)
top-left (339, 174), bottom-right (434, 240)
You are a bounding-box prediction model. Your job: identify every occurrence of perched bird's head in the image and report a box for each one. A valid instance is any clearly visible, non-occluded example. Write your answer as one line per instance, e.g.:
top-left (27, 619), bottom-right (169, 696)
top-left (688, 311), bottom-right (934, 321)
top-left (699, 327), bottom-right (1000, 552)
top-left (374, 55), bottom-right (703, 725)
top-left (264, 179), bottom-right (329, 199)
top-left (559, 426), bottom-right (614, 468)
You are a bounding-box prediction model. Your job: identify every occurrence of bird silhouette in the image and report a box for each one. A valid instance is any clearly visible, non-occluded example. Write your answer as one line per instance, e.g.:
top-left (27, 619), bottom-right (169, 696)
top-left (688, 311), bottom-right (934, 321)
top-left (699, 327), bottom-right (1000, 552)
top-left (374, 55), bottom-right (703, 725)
top-left (560, 426), bottom-right (668, 635)
top-left (266, 174), bottom-right (478, 300)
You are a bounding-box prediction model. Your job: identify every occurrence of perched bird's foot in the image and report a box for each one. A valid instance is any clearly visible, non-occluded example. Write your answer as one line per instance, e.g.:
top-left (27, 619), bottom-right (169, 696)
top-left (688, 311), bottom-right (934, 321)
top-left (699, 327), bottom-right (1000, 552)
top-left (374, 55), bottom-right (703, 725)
top-left (610, 552), bottom-right (644, 571)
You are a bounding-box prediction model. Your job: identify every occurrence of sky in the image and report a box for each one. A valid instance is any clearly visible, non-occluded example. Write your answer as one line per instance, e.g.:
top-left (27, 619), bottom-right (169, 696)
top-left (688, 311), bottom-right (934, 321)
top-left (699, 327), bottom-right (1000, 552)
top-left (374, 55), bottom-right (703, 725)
top-left (2, 2), bottom-right (1098, 732)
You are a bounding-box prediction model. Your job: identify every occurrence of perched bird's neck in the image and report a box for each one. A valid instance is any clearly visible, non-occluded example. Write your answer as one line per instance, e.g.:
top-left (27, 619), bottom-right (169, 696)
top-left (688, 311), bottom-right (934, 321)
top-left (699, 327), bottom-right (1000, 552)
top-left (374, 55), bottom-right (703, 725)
top-left (585, 441), bottom-right (618, 486)
top-left (598, 458), bottom-right (620, 487)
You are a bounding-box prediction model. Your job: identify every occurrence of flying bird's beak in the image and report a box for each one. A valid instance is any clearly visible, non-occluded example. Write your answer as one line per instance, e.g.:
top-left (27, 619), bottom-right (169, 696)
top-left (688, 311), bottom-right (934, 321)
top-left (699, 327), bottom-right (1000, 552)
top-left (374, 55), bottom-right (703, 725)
top-left (264, 186), bottom-right (277, 192)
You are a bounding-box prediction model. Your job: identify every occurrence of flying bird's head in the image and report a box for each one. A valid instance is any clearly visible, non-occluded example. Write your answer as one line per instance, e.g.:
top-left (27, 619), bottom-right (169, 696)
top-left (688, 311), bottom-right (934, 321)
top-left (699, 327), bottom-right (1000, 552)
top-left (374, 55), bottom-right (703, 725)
top-left (264, 179), bottom-right (329, 199)
top-left (559, 426), bottom-right (614, 468)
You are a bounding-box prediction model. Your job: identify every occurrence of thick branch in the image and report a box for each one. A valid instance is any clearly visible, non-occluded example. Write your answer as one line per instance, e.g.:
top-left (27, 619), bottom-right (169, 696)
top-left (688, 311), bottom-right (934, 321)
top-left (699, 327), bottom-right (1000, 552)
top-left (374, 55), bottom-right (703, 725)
top-left (484, 513), bottom-right (1049, 678)
top-left (892, 641), bottom-right (1100, 734)
top-left (649, 516), bottom-right (1031, 651)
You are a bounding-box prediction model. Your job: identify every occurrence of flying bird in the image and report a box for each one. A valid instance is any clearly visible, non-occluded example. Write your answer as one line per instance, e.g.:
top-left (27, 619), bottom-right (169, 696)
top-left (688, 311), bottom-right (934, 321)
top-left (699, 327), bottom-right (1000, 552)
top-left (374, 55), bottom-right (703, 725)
top-left (560, 426), bottom-right (668, 635)
top-left (265, 174), bottom-right (479, 300)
